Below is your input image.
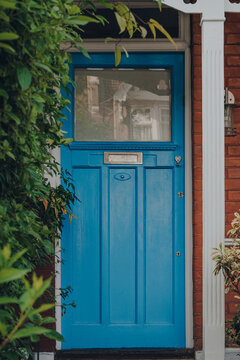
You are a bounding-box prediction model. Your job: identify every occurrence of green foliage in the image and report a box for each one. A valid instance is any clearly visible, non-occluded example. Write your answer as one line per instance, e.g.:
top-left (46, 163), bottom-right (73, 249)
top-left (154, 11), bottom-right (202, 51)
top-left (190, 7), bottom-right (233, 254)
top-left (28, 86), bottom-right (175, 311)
top-left (212, 211), bottom-right (240, 345)
top-left (0, 246), bottom-right (63, 360)
top-left (0, 0), bottom-right (173, 357)
top-left (112, 1), bottom-right (175, 64)
top-left (0, 0), bottom-right (85, 357)
top-left (226, 306), bottom-right (240, 345)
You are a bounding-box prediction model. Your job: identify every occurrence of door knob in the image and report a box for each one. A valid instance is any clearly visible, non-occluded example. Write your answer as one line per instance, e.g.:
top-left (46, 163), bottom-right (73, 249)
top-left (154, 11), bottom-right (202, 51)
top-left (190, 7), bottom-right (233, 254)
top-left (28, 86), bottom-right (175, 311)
top-left (175, 156), bottom-right (182, 167)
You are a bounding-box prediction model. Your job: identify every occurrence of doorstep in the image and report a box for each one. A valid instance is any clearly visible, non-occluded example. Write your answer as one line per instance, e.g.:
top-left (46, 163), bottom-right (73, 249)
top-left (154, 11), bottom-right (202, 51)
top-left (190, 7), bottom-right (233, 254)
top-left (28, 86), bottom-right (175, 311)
top-left (55, 348), bottom-right (195, 360)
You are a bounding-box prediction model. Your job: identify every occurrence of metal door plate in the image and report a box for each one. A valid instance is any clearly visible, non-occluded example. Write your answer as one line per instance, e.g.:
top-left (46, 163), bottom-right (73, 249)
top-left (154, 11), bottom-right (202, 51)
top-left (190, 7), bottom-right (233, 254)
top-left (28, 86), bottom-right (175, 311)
top-left (104, 152), bottom-right (143, 165)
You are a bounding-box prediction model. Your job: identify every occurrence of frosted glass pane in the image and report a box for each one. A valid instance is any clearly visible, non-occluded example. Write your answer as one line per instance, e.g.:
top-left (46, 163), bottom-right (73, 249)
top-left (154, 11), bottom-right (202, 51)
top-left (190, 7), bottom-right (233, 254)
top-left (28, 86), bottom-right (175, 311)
top-left (74, 69), bottom-right (171, 142)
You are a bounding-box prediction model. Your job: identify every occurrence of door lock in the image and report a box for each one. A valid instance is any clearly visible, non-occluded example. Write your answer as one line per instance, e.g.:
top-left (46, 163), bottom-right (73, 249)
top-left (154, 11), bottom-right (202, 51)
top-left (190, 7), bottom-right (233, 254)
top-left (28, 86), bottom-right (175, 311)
top-left (176, 252), bottom-right (181, 257)
top-left (178, 192), bottom-right (184, 198)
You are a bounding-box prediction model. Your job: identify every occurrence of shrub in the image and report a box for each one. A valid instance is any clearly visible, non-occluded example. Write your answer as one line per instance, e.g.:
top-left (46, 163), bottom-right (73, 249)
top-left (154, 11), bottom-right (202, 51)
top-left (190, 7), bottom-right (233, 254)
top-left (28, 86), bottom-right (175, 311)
top-left (0, 0), bottom-right (172, 357)
top-left (212, 211), bottom-right (240, 345)
top-left (0, 245), bottom-right (63, 360)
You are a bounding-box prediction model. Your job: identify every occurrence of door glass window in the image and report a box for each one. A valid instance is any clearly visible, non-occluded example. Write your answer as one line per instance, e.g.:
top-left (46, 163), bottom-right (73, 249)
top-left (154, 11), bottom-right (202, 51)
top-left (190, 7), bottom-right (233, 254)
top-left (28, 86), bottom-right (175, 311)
top-left (74, 69), bottom-right (171, 142)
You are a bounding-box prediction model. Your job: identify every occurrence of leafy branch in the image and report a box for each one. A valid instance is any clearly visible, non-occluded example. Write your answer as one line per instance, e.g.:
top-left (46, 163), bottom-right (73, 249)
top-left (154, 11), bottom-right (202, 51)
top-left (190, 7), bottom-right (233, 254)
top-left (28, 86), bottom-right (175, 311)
top-left (0, 246), bottom-right (63, 353)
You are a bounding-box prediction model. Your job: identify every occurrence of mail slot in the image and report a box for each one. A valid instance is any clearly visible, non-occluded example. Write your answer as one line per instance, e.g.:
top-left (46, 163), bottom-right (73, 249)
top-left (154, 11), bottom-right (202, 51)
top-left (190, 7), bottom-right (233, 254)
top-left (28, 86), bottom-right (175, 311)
top-left (104, 152), bottom-right (143, 165)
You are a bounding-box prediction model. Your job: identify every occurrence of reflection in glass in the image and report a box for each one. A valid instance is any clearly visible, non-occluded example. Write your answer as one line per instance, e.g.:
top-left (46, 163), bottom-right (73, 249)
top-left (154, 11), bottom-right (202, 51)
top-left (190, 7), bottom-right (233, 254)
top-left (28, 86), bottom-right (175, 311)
top-left (74, 69), bottom-right (171, 142)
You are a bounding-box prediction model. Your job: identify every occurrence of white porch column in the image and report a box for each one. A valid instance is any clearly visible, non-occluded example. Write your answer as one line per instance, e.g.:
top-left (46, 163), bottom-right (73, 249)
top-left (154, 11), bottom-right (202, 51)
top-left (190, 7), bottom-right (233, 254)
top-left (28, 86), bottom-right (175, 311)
top-left (162, 1), bottom-right (226, 358)
top-left (201, 1), bottom-right (225, 359)
top-left (162, 1), bottom-right (240, 359)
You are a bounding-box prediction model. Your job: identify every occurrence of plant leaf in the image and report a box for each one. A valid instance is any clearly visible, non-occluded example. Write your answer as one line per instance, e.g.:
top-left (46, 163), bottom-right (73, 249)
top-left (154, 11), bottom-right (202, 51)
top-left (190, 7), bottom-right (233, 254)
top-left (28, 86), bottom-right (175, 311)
top-left (149, 18), bottom-right (176, 47)
top-left (0, 268), bottom-right (29, 284)
top-left (154, 0), bottom-right (162, 11)
top-left (44, 329), bottom-right (64, 342)
top-left (0, 321), bottom-right (7, 337)
top-left (0, 41), bottom-right (15, 53)
top-left (148, 23), bottom-right (156, 40)
top-left (0, 1), bottom-right (17, 9)
top-left (121, 45), bottom-right (129, 58)
top-left (32, 94), bottom-right (45, 103)
top-left (17, 66), bottom-right (32, 91)
top-left (8, 248), bottom-right (27, 266)
top-left (0, 297), bottom-right (19, 304)
top-left (114, 46), bottom-right (121, 67)
top-left (140, 26), bottom-right (147, 39)
top-left (0, 32), bottom-right (18, 40)
top-left (0, 88), bottom-right (8, 99)
top-left (40, 316), bottom-right (56, 324)
top-left (33, 62), bottom-right (53, 73)
top-left (12, 326), bottom-right (50, 339)
top-left (8, 112), bottom-right (20, 124)
top-left (115, 12), bottom-right (126, 34)
top-left (29, 303), bottom-right (55, 316)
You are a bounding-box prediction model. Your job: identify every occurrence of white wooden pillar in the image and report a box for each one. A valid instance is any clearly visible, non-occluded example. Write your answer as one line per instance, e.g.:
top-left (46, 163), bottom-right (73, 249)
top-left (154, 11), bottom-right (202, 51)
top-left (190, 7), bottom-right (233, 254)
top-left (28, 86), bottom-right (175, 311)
top-left (161, 0), bottom-right (230, 358)
top-left (201, 1), bottom-right (225, 359)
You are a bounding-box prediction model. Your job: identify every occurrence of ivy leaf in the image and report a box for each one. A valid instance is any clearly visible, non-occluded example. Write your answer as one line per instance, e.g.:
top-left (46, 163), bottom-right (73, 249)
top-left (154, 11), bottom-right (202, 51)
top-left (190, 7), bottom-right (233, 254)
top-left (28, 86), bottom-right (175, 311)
top-left (17, 66), bottom-right (32, 91)
top-left (115, 46), bottom-right (121, 67)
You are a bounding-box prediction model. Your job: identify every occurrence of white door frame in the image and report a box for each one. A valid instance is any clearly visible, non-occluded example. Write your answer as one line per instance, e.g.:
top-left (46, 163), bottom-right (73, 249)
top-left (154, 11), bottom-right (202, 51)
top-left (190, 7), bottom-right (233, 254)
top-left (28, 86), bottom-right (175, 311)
top-left (55, 8), bottom-right (193, 351)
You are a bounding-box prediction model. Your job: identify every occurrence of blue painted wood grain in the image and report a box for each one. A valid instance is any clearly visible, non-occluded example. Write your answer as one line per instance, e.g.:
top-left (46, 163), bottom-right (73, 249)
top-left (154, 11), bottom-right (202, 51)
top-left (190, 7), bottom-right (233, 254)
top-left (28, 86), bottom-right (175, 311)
top-left (61, 52), bottom-right (185, 349)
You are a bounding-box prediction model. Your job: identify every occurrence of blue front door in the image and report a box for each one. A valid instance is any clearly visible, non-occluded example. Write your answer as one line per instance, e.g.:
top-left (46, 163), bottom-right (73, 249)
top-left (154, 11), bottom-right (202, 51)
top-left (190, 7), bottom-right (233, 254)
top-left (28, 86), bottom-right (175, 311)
top-left (61, 53), bottom-right (185, 349)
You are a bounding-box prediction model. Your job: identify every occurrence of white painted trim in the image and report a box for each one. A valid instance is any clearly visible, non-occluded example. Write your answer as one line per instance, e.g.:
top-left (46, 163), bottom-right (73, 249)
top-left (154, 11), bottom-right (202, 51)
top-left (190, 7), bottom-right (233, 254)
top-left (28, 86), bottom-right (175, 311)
top-left (48, 146), bottom-right (62, 351)
top-left (57, 11), bottom-right (193, 351)
top-left (62, 39), bottom-right (187, 53)
top-left (201, 9), bottom-right (225, 360)
top-left (162, 0), bottom-right (202, 14)
top-left (34, 352), bottom-right (54, 360)
top-left (184, 38), bottom-right (193, 350)
top-left (225, 0), bottom-right (240, 13)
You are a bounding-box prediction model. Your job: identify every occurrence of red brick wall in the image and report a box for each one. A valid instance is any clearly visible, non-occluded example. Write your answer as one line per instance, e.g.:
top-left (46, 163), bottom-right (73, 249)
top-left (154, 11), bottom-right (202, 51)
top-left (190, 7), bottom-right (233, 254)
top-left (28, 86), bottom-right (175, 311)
top-left (37, 261), bottom-right (56, 352)
top-left (192, 12), bottom-right (240, 350)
